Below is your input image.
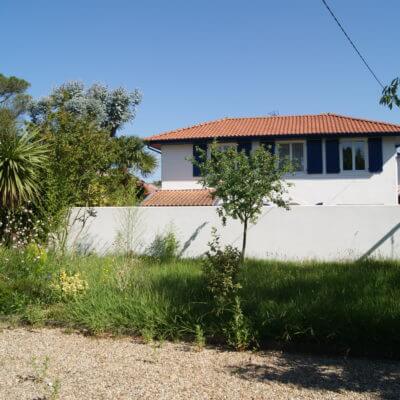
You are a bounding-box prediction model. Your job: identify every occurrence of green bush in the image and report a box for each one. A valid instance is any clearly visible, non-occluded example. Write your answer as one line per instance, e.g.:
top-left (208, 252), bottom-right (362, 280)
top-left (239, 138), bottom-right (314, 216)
top-left (146, 229), bottom-right (180, 263)
top-left (0, 246), bottom-right (56, 315)
top-left (0, 206), bottom-right (47, 248)
top-left (202, 229), bottom-right (242, 314)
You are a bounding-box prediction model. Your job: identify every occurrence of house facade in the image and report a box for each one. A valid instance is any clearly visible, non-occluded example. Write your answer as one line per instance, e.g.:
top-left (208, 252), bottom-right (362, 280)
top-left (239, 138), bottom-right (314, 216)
top-left (144, 113), bottom-right (400, 206)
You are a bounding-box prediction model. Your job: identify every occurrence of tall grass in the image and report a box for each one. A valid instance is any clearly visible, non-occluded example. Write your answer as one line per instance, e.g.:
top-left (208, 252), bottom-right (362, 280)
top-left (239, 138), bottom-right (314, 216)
top-left (1, 249), bottom-right (400, 357)
top-left (242, 259), bottom-right (400, 355)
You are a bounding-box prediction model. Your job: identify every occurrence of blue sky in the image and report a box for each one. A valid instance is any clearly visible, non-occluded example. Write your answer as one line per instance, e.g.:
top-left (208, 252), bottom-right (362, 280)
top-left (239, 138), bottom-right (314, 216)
top-left (2, 0), bottom-right (399, 180)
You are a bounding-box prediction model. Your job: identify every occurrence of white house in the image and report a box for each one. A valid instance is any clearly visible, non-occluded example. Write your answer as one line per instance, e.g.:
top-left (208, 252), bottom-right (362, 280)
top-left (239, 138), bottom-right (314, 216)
top-left (143, 113), bottom-right (400, 206)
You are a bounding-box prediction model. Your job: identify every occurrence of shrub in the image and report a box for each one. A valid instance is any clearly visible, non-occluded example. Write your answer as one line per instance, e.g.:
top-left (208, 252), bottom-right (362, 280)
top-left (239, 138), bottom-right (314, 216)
top-left (0, 206), bottom-right (46, 248)
top-left (0, 246), bottom-right (55, 314)
top-left (147, 229), bottom-right (180, 263)
top-left (0, 129), bottom-right (49, 209)
top-left (202, 228), bottom-right (242, 314)
top-left (24, 304), bottom-right (46, 326)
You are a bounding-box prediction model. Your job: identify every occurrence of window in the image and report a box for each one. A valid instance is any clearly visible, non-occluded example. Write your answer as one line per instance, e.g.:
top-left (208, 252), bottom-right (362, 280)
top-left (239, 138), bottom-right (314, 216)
top-left (277, 141), bottom-right (305, 172)
top-left (207, 143), bottom-right (237, 159)
top-left (340, 140), bottom-right (366, 171)
top-left (217, 143), bottom-right (237, 152)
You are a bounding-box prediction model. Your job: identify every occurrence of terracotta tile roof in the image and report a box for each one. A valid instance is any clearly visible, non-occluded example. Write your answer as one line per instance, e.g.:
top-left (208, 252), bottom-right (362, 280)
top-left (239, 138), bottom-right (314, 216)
top-left (141, 189), bottom-right (215, 207)
top-left (145, 113), bottom-right (400, 147)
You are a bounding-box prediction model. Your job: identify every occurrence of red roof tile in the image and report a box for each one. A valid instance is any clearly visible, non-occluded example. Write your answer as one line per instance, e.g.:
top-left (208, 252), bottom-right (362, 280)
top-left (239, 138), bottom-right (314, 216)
top-left (145, 113), bottom-right (400, 147)
top-left (141, 189), bottom-right (215, 207)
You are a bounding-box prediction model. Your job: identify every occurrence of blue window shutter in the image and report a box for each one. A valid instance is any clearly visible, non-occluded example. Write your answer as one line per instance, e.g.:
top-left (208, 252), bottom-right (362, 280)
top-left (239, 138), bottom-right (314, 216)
top-left (307, 139), bottom-right (323, 174)
top-left (237, 142), bottom-right (252, 156)
top-left (260, 141), bottom-right (275, 154)
top-left (193, 142), bottom-right (207, 177)
top-left (325, 139), bottom-right (340, 173)
top-left (368, 138), bottom-right (383, 172)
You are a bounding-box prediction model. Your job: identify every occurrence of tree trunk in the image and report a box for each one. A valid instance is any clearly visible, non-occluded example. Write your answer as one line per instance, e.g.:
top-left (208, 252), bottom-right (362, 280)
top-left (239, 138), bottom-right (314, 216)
top-left (110, 125), bottom-right (118, 137)
top-left (241, 217), bottom-right (248, 263)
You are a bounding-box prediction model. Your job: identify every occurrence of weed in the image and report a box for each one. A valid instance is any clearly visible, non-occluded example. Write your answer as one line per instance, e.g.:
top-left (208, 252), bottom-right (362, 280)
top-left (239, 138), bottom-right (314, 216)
top-left (24, 304), bottom-right (46, 326)
top-left (141, 326), bottom-right (155, 344)
top-left (147, 228), bottom-right (180, 263)
top-left (224, 296), bottom-right (252, 351)
top-left (20, 356), bottom-right (61, 400)
top-left (194, 324), bottom-right (206, 351)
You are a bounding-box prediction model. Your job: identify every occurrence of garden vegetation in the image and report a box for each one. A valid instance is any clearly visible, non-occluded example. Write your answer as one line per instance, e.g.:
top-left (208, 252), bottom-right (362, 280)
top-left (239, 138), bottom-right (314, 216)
top-left (0, 247), bottom-right (400, 358)
top-left (1, 72), bottom-right (400, 359)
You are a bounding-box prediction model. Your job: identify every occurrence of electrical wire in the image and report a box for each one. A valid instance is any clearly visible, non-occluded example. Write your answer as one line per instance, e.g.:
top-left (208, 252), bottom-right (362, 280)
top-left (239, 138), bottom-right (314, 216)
top-left (320, 0), bottom-right (384, 89)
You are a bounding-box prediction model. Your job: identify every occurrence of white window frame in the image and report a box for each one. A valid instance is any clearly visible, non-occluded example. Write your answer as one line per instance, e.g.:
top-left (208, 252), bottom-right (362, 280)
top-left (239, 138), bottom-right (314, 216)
top-left (276, 140), bottom-right (307, 173)
top-left (339, 138), bottom-right (368, 173)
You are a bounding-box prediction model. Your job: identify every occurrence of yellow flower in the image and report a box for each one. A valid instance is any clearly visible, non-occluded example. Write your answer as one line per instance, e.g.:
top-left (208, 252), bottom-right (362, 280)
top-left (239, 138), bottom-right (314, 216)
top-left (52, 270), bottom-right (88, 298)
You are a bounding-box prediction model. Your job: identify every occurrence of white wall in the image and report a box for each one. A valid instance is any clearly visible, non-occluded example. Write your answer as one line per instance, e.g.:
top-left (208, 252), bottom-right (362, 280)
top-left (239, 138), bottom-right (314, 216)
top-left (68, 206), bottom-right (400, 260)
top-left (161, 144), bottom-right (196, 189)
top-left (161, 137), bottom-right (399, 205)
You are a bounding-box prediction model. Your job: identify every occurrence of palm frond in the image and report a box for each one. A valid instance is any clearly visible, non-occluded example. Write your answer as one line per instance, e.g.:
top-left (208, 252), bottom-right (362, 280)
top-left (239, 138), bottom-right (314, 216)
top-left (0, 129), bottom-right (49, 208)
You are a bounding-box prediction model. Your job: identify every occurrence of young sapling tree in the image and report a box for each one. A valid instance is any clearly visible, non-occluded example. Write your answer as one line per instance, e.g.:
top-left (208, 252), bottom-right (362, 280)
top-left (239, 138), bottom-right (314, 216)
top-left (192, 141), bottom-right (292, 260)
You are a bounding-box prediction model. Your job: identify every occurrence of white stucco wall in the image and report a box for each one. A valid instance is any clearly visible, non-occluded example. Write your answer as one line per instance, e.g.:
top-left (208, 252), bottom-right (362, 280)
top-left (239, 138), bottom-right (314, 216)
top-left (68, 206), bottom-right (400, 260)
top-left (160, 138), bottom-right (399, 205)
top-left (161, 144), bottom-right (195, 188)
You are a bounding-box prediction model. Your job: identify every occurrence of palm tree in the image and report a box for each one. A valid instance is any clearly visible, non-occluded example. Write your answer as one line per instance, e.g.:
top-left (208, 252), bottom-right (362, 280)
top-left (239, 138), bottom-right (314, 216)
top-left (0, 126), bottom-right (49, 209)
top-left (113, 136), bottom-right (157, 178)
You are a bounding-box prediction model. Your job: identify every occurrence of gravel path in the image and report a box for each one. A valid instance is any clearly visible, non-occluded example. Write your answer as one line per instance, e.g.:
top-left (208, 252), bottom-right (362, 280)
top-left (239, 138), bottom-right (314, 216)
top-left (0, 327), bottom-right (399, 400)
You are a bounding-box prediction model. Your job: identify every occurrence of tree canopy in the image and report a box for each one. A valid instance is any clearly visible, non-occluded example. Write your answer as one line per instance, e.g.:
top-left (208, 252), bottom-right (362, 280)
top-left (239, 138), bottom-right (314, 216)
top-left (30, 81), bottom-right (142, 137)
top-left (0, 74), bottom-right (156, 245)
top-left (0, 73), bottom-right (32, 126)
top-left (380, 78), bottom-right (400, 110)
top-left (113, 136), bottom-right (157, 177)
top-left (28, 81), bottom-right (156, 207)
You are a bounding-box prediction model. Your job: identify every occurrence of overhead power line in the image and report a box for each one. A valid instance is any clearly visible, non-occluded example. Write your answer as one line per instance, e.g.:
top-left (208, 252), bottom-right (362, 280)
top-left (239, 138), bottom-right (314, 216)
top-left (320, 0), bottom-right (384, 89)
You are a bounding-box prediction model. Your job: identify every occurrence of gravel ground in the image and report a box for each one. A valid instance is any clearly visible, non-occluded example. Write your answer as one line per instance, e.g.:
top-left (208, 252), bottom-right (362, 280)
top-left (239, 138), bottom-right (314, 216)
top-left (0, 328), bottom-right (399, 400)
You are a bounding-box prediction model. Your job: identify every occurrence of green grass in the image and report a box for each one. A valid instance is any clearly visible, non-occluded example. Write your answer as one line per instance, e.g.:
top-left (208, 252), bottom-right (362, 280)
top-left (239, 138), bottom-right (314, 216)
top-left (1, 249), bottom-right (400, 358)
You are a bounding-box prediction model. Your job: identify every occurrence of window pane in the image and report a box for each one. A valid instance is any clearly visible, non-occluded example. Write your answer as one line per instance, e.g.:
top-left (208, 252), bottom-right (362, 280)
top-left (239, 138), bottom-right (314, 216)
top-left (278, 143), bottom-right (290, 169)
top-left (292, 143), bottom-right (304, 171)
top-left (354, 141), bottom-right (366, 170)
top-left (342, 142), bottom-right (353, 170)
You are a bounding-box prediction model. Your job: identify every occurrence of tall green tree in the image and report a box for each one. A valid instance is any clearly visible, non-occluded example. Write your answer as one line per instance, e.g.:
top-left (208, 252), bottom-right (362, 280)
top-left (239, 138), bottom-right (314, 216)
top-left (0, 73), bottom-right (31, 122)
top-left (192, 142), bottom-right (292, 259)
top-left (113, 136), bottom-right (157, 178)
top-left (30, 81), bottom-right (142, 137)
top-left (29, 81), bottom-right (157, 205)
top-left (40, 111), bottom-right (114, 208)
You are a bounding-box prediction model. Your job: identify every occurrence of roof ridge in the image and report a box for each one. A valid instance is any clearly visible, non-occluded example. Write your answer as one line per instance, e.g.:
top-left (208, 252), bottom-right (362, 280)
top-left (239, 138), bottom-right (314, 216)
top-left (155, 188), bottom-right (211, 192)
top-left (326, 113), bottom-right (400, 128)
top-left (223, 113), bottom-right (332, 120)
top-left (147, 114), bottom-right (331, 140)
top-left (147, 117), bottom-right (228, 140)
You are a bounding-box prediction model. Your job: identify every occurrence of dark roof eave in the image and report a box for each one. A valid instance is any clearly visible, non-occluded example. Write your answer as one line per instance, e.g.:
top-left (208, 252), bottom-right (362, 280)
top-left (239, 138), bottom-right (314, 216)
top-left (146, 144), bottom-right (162, 153)
top-left (145, 131), bottom-right (400, 149)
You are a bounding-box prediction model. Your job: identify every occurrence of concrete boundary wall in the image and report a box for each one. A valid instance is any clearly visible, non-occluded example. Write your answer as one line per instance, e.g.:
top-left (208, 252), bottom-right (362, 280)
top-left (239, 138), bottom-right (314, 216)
top-left (68, 206), bottom-right (400, 260)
